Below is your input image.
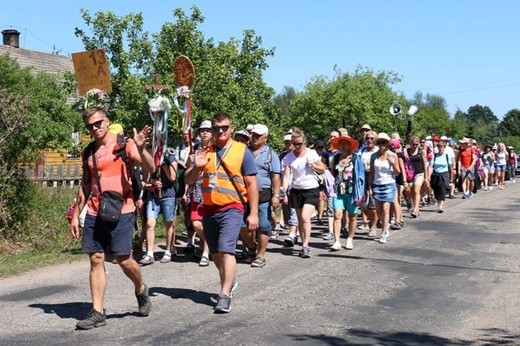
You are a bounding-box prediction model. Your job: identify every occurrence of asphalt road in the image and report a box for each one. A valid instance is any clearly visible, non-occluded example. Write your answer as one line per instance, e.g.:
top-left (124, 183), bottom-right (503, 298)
top-left (2, 182), bottom-right (520, 345)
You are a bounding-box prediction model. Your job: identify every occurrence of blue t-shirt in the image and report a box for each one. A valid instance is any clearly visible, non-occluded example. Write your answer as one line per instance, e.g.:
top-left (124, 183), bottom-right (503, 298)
top-left (248, 145), bottom-right (280, 190)
top-left (433, 153), bottom-right (450, 174)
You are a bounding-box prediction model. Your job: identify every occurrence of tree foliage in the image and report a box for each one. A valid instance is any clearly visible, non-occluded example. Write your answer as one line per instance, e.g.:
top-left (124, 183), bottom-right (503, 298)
top-left (288, 66), bottom-right (404, 142)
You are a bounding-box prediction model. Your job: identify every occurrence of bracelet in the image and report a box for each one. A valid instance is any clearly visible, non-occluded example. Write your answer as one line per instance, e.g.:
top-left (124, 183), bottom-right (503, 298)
top-left (273, 194), bottom-right (280, 198)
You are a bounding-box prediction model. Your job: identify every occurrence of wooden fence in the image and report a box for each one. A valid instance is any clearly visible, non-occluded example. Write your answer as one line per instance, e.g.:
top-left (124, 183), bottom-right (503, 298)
top-left (21, 149), bottom-right (84, 187)
top-left (21, 163), bottom-right (83, 187)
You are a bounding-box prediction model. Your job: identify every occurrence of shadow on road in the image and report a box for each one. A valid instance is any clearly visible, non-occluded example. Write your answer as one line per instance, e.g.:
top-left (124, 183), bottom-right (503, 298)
top-left (151, 286), bottom-right (216, 307)
top-left (287, 327), bottom-right (520, 345)
top-left (28, 301), bottom-right (91, 320)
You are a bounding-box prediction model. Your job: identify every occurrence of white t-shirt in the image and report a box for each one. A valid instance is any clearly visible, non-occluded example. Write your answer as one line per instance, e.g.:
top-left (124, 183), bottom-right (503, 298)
top-left (283, 148), bottom-right (321, 189)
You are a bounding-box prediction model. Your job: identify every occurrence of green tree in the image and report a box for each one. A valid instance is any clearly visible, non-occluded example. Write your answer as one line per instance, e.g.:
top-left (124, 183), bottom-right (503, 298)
top-left (289, 66), bottom-right (403, 141)
top-left (500, 109), bottom-right (520, 137)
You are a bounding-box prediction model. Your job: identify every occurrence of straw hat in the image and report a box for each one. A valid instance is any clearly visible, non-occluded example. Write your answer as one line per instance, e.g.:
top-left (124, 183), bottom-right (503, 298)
top-left (330, 135), bottom-right (359, 151)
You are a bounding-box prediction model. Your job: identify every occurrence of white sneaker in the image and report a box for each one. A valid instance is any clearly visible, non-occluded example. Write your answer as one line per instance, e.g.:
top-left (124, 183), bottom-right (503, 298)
top-left (330, 241), bottom-right (342, 251)
top-left (489, 186), bottom-right (493, 190)
top-left (378, 235), bottom-right (387, 244)
top-left (345, 238), bottom-right (353, 250)
top-left (368, 229), bottom-right (377, 237)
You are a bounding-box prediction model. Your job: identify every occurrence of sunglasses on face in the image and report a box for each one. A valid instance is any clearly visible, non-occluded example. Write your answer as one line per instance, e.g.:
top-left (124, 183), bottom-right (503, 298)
top-left (85, 119), bottom-right (104, 131)
top-left (292, 142), bottom-right (304, 147)
top-left (211, 125), bottom-right (230, 132)
top-left (376, 140), bottom-right (389, 145)
top-left (365, 137), bottom-right (375, 141)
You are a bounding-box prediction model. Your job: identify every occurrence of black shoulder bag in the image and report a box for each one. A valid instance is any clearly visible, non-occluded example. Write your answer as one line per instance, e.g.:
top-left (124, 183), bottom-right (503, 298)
top-left (92, 147), bottom-right (125, 223)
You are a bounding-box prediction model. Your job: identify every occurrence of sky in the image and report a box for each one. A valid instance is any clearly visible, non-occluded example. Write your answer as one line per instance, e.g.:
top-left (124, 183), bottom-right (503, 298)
top-left (1, 0), bottom-right (519, 119)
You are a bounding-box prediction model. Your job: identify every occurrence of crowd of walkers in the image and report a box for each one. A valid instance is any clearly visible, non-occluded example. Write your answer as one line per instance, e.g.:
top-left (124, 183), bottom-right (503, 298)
top-left (70, 108), bottom-right (519, 328)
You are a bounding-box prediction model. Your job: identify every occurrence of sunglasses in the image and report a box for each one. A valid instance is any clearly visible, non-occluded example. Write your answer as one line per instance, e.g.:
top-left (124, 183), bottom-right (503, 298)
top-left (292, 142), bottom-right (304, 147)
top-left (85, 119), bottom-right (104, 131)
top-left (376, 140), bottom-right (389, 145)
top-left (211, 125), bottom-right (230, 132)
top-left (437, 145), bottom-right (445, 148)
top-left (365, 137), bottom-right (375, 141)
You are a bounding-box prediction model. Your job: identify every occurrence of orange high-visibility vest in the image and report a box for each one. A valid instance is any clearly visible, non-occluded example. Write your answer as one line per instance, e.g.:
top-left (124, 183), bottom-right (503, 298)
top-left (202, 141), bottom-right (248, 206)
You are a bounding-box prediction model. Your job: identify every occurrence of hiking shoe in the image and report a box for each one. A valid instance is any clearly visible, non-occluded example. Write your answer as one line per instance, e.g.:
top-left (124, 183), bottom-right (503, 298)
top-left (299, 246), bottom-right (312, 258)
top-left (284, 234), bottom-right (297, 247)
top-left (368, 229), bottom-right (377, 238)
top-left (345, 238), bottom-right (354, 250)
top-left (214, 293), bottom-right (231, 313)
top-left (184, 243), bottom-right (196, 254)
top-left (76, 309), bottom-right (106, 330)
top-left (251, 256), bottom-right (267, 268)
top-left (160, 253), bottom-right (171, 263)
top-left (136, 284), bottom-right (151, 316)
top-left (330, 241), bottom-right (342, 251)
top-left (199, 255), bottom-right (210, 267)
top-left (139, 255), bottom-right (154, 266)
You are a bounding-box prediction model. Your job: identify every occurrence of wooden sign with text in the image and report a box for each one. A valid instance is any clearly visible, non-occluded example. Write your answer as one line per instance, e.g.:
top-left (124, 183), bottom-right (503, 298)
top-left (72, 49), bottom-right (112, 96)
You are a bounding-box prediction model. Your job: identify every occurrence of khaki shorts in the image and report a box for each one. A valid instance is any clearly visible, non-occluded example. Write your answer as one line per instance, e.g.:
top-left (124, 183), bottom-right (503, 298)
top-left (411, 172), bottom-right (424, 186)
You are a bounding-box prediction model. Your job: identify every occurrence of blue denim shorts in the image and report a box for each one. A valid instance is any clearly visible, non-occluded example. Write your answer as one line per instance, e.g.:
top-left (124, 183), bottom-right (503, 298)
top-left (146, 197), bottom-right (176, 222)
top-left (203, 208), bottom-right (244, 254)
top-left (257, 201), bottom-right (272, 233)
top-left (82, 213), bottom-right (135, 255)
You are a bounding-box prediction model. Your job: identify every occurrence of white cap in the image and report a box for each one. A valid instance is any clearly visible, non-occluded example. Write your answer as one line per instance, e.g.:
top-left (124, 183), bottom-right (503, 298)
top-left (199, 120), bottom-right (212, 129)
top-left (284, 134), bottom-right (292, 141)
top-left (440, 135), bottom-right (449, 141)
top-left (251, 124), bottom-right (268, 135)
top-left (246, 124), bottom-right (254, 131)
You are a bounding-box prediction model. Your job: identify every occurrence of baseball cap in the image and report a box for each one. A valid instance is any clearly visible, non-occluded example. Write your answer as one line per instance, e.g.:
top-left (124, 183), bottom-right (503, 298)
top-left (234, 130), bottom-right (251, 140)
top-left (284, 134), bottom-right (292, 141)
top-left (251, 124), bottom-right (268, 135)
top-left (390, 138), bottom-right (401, 149)
top-left (440, 135), bottom-right (449, 141)
top-left (199, 120), bottom-right (212, 129)
top-left (360, 124), bottom-right (371, 131)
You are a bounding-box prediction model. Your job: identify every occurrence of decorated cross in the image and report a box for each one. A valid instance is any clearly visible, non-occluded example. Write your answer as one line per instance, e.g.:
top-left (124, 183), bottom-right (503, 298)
top-left (172, 55), bottom-right (196, 154)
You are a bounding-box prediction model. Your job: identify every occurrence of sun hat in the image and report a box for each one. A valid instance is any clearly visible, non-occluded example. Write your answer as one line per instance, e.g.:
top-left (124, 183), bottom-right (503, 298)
top-left (360, 124), bottom-right (371, 131)
top-left (330, 135), bottom-right (359, 151)
top-left (376, 132), bottom-right (391, 143)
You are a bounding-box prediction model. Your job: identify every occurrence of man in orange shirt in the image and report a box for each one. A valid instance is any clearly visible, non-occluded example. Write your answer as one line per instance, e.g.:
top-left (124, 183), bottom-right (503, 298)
top-left (457, 137), bottom-right (477, 199)
top-left (70, 107), bottom-right (155, 330)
